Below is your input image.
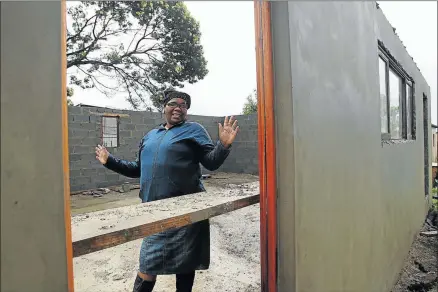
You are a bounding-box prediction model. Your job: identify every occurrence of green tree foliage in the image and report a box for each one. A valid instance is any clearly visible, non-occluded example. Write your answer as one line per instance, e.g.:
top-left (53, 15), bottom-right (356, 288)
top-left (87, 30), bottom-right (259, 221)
top-left (67, 87), bottom-right (74, 106)
top-left (242, 89), bottom-right (257, 115)
top-left (66, 1), bottom-right (208, 110)
top-left (67, 87), bottom-right (74, 97)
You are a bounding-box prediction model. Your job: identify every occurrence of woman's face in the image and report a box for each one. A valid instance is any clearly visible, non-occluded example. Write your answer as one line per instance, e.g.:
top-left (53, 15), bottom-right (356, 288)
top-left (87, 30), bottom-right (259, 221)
top-left (164, 97), bottom-right (188, 125)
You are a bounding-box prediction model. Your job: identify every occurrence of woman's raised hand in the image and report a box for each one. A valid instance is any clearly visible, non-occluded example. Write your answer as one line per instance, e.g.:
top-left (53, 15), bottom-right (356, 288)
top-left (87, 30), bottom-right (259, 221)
top-left (95, 144), bottom-right (109, 164)
top-left (218, 116), bottom-right (239, 148)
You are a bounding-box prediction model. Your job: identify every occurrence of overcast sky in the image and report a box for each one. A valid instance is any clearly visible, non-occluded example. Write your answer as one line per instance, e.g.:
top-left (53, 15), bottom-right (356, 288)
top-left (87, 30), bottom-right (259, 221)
top-left (378, 1), bottom-right (437, 124)
top-left (69, 1), bottom-right (437, 124)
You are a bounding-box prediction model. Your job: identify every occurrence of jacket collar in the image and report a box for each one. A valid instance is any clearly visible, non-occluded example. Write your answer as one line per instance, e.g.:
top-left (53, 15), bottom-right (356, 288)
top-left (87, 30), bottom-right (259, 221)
top-left (157, 120), bottom-right (186, 131)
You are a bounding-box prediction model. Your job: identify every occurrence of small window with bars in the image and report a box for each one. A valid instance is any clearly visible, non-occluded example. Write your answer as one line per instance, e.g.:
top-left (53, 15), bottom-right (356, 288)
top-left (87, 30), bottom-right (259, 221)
top-left (102, 116), bottom-right (119, 148)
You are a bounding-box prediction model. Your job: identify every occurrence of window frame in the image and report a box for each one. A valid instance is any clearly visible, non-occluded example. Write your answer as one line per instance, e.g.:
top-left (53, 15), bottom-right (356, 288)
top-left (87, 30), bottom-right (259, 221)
top-left (378, 43), bottom-right (415, 141)
top-left (101, 115), bottom-right (120, 148)
top-left (379, 55), bottom-right (390, 135)
top-left (405, 82), bottom-right (415, 140)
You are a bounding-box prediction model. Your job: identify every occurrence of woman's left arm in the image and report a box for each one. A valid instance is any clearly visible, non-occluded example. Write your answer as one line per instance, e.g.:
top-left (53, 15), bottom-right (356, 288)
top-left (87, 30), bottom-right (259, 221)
top-left (194, 116), bottom-right (239, 171)
top-left (197, 134), bottom-right (231, 171)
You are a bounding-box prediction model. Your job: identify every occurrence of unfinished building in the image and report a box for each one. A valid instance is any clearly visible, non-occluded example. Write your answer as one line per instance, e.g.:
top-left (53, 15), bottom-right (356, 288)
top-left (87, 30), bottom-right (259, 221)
top-left (271, 2), bottom-right (433, 291)
top-left (67, 107), bottom-right (258, 192)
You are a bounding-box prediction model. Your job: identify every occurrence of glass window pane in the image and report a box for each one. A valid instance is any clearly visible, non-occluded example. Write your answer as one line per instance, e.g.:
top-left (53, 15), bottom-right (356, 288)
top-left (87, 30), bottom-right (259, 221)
top-left (406, 84), bottom-right (412, 138)
top-left (106, 117), bottom-right (117, 127)
top-left (102, 117), bottom-right (118, 147)
top-left (103, 138), bottom-right (110, 147)
top-left (103, 137), bottom-right (117, 148)
top-left (379, 57), bottom-right (388, 133)
top-left (389, 68), bottom-right (401, 139)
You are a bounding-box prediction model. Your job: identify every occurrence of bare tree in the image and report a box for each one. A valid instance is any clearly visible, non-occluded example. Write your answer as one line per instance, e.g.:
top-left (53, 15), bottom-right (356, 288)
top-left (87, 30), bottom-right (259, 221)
top-left (67, 1), bottom-right (208, 110)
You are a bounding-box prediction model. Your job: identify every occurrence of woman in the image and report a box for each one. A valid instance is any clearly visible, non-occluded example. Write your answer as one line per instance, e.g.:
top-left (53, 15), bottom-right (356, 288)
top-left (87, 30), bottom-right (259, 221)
top-left (95, 90), bottom-right (239, 292)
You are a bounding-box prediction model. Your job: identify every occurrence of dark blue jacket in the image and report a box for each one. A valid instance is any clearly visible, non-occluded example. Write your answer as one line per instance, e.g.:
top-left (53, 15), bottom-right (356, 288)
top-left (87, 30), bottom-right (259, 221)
top-left (104, 121), bottom-right (231, 274)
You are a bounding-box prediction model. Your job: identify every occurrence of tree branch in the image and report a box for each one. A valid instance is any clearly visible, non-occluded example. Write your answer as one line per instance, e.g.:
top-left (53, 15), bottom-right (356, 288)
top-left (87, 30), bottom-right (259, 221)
top-left (67, 14), bottom-right (115, 62)
top-left (76, 66), bottom-right (120, 94)
top-left (67, 13), bottom-right (97, 42)
top-left (66, 1), bottom-right (208, 110)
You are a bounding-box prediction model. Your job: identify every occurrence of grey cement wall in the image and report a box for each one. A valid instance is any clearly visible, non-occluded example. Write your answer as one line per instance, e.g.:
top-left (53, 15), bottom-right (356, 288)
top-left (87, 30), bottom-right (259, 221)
top-left (1, 2), bottom-right (71, 291)
top-left (272, 2), bottom-right (431, 292)
top-left (68, 106), bottom-right (258, 192)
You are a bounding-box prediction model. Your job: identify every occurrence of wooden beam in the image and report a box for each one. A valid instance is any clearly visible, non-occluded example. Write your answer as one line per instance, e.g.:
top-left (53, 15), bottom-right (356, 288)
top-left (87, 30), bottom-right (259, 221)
top-left (72, 192), bottom-right (259, 257)
top-left (89, 112), bottom-right (130, 118)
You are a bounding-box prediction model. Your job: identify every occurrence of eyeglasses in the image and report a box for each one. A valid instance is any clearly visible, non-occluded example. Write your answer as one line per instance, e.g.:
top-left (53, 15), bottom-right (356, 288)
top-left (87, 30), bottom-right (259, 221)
top-left (166, 101), bottom-right (188, 109)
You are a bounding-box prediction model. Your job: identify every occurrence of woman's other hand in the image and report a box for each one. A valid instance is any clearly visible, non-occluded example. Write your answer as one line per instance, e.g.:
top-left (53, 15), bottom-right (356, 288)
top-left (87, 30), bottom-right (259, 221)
top-left (95, 144), bottom-right (109, 164)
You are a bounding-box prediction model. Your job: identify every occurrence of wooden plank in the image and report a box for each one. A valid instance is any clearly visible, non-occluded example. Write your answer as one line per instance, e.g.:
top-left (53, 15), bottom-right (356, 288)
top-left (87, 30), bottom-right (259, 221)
top-left (420, 231), bottom-right (437, 237)
top-left (72, 192), bottom-right (259, 257)
top-left (89, 111), bottom-right (130, 118)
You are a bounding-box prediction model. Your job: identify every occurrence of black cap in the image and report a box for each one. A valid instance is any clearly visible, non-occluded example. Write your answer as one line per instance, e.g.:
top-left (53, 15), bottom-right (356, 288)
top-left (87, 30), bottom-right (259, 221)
top-left (162, 90), bottom-right (191, 109)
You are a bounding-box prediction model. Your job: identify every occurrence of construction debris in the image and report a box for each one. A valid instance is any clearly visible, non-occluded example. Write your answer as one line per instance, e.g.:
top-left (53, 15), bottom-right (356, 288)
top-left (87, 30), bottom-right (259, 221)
top-left (393, 222), bottom-right (438, 292)
top-left (77, 188), bottom-right (111, 197)
top-left (113, 183), bottom-right (140, 193)
top-left (420, 231), bottom-right (438, 237)
top-left (71, 184), bottom-right (141, 196)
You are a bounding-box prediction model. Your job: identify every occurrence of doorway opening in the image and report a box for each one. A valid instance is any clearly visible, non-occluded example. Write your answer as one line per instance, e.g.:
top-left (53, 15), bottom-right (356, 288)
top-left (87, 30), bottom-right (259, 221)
top-left (64, 1), bottom-right (277, 292)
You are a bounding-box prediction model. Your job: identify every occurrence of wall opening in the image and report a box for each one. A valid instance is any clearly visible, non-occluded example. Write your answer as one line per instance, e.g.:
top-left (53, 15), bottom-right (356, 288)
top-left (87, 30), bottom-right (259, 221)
top-left (101, 116), bottom-right (119, 148)
top-left (423, 93), bottom-right (430, 196)
top-left (64, 1), bottom-right (276, 292)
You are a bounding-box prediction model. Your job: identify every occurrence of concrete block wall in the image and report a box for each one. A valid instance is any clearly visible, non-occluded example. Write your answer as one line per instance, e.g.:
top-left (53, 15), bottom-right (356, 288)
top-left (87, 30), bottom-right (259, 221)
top-left (68, 105), bottom-right (258, 192)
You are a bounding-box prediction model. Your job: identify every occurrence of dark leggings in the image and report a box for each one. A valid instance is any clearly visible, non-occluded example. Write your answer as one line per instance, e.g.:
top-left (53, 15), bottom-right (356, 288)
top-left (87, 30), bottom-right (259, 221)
top-left (176, 272), bottom-right (196, 292)
top-left (133, 272), bottom-right (196, 292)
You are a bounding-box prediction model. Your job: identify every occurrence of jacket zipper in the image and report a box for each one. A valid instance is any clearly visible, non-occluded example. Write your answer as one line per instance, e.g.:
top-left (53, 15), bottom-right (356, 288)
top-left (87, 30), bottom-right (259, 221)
top-left (151, 129), bottom-right (168, 179)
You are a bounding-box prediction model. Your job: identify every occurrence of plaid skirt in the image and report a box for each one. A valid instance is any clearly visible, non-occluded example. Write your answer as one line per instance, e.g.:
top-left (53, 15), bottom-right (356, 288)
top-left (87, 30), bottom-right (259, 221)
top-left (138, 219), bottom-right (210, 275)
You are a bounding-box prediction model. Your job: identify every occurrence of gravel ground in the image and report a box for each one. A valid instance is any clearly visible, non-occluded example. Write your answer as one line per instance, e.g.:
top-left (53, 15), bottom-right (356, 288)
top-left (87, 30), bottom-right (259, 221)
top-left (391, 217), bottom-right (438, 292)
top-left (72, 174), bottom-right (260, 292)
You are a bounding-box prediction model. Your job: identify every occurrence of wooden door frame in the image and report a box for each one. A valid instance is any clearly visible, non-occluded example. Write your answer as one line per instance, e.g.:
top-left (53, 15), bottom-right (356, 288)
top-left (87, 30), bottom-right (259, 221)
top-left (254, 1), bottom-right (277, 292)
top-left (61, 1), bottom-right (74, 291)
top-left (61, 1), bottom-right (277, 291)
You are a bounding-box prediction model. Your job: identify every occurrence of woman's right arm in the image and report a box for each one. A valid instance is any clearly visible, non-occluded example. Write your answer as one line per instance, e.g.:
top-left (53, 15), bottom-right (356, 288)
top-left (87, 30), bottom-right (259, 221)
top-left (96, 140), bottom-right (143, 178)
top-left (104, 154), bottom-right (141, 178)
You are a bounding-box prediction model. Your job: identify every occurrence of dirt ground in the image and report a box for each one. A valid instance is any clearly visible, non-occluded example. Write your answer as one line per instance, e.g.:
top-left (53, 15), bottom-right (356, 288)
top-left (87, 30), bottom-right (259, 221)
top-left (70, 173), bottom-right (258, 216)
top-left (392, 218), bottom-right (438, 292)
top-left (72, 172), bottom-right (437, 292)
top-left (71, 173), bottom-right (261, 292)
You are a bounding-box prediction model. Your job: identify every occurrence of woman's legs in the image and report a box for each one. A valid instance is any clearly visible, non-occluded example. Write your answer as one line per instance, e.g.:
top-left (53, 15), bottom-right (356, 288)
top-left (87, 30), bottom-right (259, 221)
top-left (176, 271), bottom-right (196, 292)
top-left (132, 272), bottom-right (157, 292)
top-left (132, 271), bottom-right (196, 292)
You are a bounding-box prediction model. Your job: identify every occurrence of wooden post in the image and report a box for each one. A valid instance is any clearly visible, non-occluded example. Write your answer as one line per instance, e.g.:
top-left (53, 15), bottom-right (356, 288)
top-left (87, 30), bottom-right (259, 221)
top-left (254, 1), bottom-right (277, 291)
